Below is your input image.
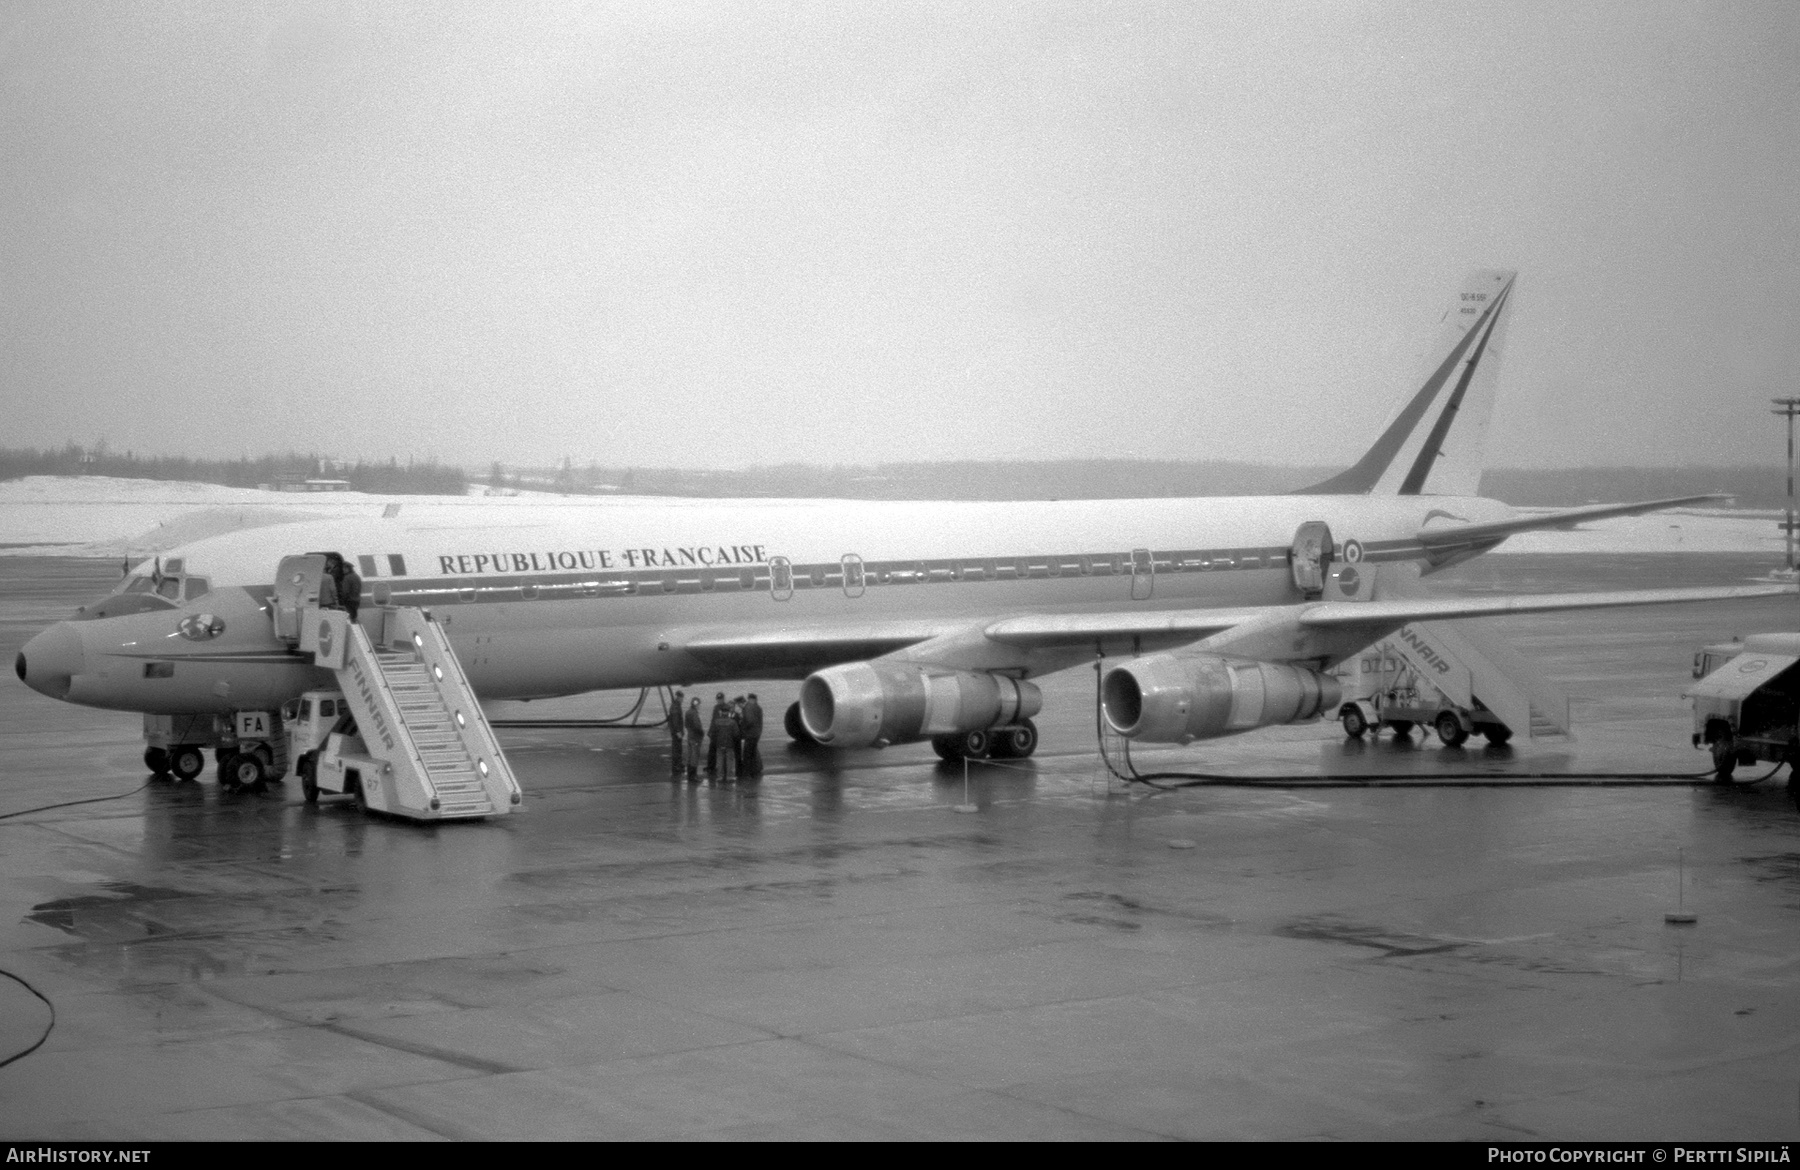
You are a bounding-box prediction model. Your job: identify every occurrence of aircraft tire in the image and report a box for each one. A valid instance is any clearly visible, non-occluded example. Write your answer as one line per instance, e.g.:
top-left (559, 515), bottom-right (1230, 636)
top-left (169, 745), bottom-right (205, 781)
top-left (1341, 707), bottom-right (1368, 738)
top-left (226, 752), bottom-right (268, 792)
top-left (1387, 720), bottom-right (1414, 737)
top-left (1482, 724), bottom-right (1513, 745)
top-left (992, 720), bottom-right (1037, 759)
top-left (1434, 711), bottom-right (1469, 748)
top-left (144, 747), bottom-right (171, 776)
top-left (932, 736), bottom-right (961, 761)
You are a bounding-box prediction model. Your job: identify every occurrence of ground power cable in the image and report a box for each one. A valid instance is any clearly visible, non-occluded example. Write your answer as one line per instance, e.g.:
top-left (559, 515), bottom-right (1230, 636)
top-left (0, 777), bottom-right (155, 821)
top-left (0, 967), bottom-right (54, 1070)
top-left (1085, 661), bottom-right (1785, 792)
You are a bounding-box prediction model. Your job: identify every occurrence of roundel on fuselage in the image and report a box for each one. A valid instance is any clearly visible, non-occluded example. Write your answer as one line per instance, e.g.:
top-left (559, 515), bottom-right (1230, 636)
top-left (177, 613), bottom-right (225, 641)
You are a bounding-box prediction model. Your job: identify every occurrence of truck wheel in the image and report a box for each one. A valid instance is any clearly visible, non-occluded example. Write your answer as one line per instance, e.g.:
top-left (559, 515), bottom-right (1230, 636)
top-left (144, 747), bottom-right (171, 777)
top-left (1711, 739), bottom-right (1738, 783)
top-left (298, 752), bottom-right (320, 802)
top-left (1435, 711), bottom-right (1469, 747)
top-left (170, 745), bottom-right (205, 781)
top-left (226, 752), bottom-right (268, 792)
top-left (1482, 724), bottom-right (1513, 745)
top-left (1341, 707), bottom-right (1368, 738)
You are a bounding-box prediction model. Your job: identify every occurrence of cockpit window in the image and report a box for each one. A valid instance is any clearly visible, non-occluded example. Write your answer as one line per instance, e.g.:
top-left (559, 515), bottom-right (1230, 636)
top-left (184, 577), bottom-right (210, 600)
top-left (124, 576), bottom-right (152, 594)
top-left (156, 578), bottom-right (181, 599)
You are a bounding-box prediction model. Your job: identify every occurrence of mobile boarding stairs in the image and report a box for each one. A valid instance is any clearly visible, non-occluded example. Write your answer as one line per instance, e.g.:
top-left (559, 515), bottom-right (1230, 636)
top-left (274, 553), bottom-right (521, 822)
top-left (1336, 568), bottom-right (1573, 746)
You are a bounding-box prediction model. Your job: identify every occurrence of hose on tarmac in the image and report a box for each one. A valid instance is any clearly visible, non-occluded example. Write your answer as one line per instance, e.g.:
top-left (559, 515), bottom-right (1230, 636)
top-left (0, 967), bottom-right (54, 1070)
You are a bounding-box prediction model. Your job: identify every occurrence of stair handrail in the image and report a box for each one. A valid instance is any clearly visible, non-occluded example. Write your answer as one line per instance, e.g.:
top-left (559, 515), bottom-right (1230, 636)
top-left (342, 621), bottom-right (441, 808)
top-left (394, 609), bottom-right (522, 806)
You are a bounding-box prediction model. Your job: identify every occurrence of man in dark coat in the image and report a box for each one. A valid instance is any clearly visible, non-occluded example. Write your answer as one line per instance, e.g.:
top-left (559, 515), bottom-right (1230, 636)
top-left (683, 698), bottom-right (705, 781)
top-left (707, 692), bottom-right (731, 777)
top-left (339, 562), bottom-right (363, 623)
top-left (740, 693), bottom-right (764, 780)
top-left (667, 690), bottom-right (686, 777)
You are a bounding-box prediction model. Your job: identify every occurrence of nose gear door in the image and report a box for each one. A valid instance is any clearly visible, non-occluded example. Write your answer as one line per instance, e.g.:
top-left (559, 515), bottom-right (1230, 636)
top-left (1289, 521), bottom-right (1334, 599)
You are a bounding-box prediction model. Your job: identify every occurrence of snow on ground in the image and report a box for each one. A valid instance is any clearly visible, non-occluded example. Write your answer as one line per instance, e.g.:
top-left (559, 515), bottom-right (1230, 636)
top-left (0, 476), bottom-right (1788, 558)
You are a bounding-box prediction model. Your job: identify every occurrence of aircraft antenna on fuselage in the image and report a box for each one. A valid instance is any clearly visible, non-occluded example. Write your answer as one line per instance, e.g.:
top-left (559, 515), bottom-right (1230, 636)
top-left (1296, 269), bottom-right (1517, 497)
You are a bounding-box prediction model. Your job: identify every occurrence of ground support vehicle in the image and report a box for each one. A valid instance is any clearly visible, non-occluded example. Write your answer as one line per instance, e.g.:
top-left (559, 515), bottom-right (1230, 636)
top-left (1688, 632), bottom-right (1800, 787)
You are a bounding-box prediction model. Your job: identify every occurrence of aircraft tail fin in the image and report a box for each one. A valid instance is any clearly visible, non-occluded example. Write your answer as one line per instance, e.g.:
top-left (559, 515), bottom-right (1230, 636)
top-left (1298, 269), bottom-right (1517, 496)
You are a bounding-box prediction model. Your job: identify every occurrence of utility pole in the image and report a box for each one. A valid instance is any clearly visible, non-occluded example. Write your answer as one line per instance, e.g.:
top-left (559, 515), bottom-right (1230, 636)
top-left (1772, 398), bottom-right (1800, 574)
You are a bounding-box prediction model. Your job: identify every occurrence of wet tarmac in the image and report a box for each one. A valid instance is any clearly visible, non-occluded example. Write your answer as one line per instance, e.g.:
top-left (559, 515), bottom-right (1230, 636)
top-left (3, 554), bottom-right (1800, 1140)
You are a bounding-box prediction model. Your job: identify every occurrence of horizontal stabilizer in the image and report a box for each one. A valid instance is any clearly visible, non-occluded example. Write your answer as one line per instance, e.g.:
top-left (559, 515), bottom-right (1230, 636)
top-left (1416, 494), bottom-right (1729, 556)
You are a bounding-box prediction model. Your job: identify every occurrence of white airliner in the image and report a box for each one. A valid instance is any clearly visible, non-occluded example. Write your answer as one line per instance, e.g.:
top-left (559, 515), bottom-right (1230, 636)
top-left (14, 269), bottom-right (1784, 780)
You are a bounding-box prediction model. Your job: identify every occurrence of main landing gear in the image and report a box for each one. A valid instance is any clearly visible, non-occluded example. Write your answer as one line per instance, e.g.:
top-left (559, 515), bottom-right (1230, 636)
top-left (156, 744), bottom-right (205, 781)
top-left (932, 720), bottom-right (1038, 761)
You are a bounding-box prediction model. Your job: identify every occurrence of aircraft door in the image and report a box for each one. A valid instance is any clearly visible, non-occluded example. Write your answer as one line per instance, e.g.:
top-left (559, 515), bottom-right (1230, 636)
top-left (768, 556), bottom-right (794, 601)
top-left (1130, 548), bottom-right (1154, 601)
top-left (273, 554), bottom-right (331, 643)
top-left (842, 554), bottom-right (865, 598)
top-left (1289, 521), bottom-right (1334, 598)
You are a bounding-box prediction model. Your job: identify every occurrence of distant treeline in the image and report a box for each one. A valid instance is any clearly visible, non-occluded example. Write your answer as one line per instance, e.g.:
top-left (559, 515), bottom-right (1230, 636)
top-left (0, 444), bottom-right (466, 495)
top-left (505, 459), bottom-right (1794, 508)
top-left (5, 444), bottom-right (1786, 507)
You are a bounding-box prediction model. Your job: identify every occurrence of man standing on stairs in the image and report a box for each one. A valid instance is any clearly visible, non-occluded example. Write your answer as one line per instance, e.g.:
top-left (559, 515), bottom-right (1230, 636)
top-left (339, 560), bottom-right (363, 625)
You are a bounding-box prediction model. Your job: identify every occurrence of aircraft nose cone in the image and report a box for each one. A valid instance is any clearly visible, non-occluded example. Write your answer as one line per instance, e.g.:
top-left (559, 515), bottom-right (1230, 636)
top-left (18, 623), bottom-right (84, 700)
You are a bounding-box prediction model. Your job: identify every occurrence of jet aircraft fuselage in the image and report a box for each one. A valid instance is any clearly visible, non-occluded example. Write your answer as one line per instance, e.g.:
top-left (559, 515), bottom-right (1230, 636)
top-left (18, 491), bottom-right (1508, 716)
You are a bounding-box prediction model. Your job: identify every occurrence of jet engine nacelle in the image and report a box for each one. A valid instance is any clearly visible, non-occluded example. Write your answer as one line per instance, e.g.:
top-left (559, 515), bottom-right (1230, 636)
top-left (1101, 654), bottom-right (1342, 743)
top-left (799, 662), bottom-right (1042, 748)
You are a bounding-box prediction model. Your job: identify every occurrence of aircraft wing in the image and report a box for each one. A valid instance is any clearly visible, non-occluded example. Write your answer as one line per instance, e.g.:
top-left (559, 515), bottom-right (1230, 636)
top-left (1416, 494), bottom-right (1727, 556)
top-left (1297, 583), bottom-right (1789, 628)
top-left (679, 620), bottom-right (950, 672)
top-left (674, 583), bottom-right (1789, 675)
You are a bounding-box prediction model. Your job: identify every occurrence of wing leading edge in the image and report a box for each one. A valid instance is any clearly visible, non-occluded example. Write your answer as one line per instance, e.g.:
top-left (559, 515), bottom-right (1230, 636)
top-left (673, 582), bottom-right (1790, 677)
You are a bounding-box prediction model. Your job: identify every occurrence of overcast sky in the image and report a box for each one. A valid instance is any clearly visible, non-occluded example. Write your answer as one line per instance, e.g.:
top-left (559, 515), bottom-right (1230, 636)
top-left (3, 2), bottom-right (1797, 472)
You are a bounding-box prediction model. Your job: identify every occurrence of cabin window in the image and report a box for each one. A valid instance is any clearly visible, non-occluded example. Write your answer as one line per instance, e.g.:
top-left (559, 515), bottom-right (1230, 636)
top-left (299, 699), bottom-right (313, 720)
top-left (662, 576), bottom-right (678, 593)
top-left (740, 569), bottom-right (756, 590)
top-left (320, 699), bottom-right (336, 717)
top-left (700, 573), bottom-right (716, 592)
top-left (458, 585), bottom-right (476, 603)
top-left (521, 581), bottom-right (538, 600)
top-left (388, 554), bottom-right (408, 577)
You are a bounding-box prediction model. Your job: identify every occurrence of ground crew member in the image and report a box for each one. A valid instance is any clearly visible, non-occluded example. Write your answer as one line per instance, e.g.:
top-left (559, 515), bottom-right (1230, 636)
top-left (667, 690), bottom-right (686, 777)
top-left (707, 692), bottom-right (731, 777)
top-left (340, 562), bottom-right (363, 623)
top-left (716, 701), bottom-right (739, 784)
top-left (683, 698), bottom-right (705, 780)
top-left (740, 693), bottom-right (763, 780)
